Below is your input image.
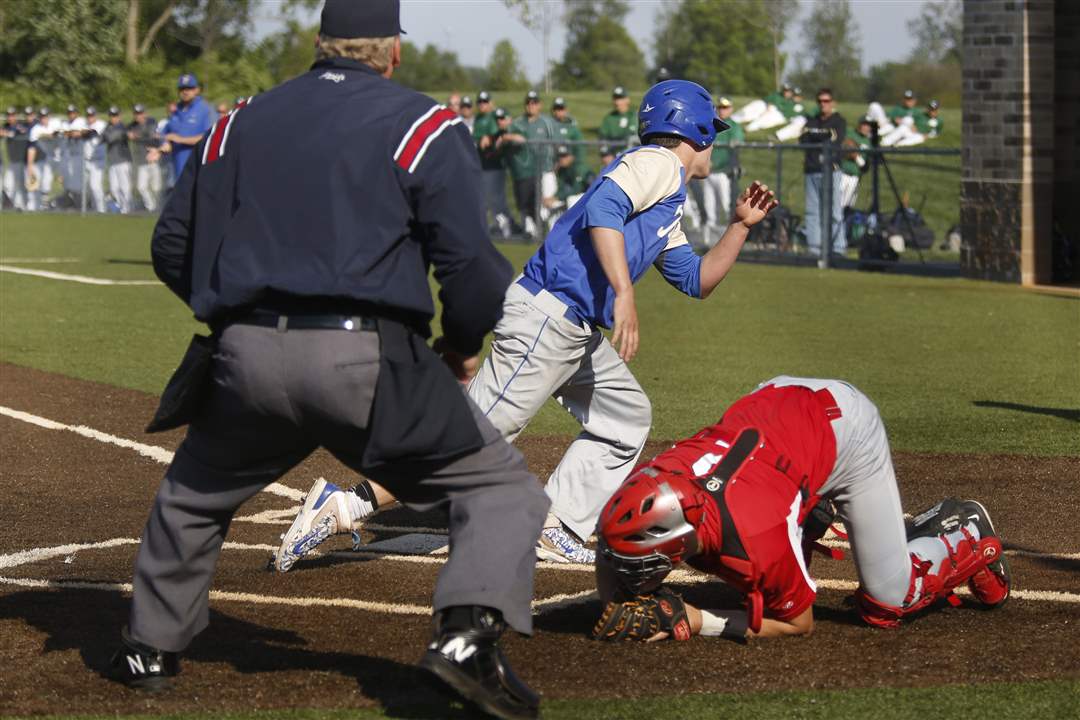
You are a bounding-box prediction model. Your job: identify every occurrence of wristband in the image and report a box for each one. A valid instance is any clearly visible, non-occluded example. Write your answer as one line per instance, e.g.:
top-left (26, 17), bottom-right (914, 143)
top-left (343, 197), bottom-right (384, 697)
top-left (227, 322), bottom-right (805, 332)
top-left (699, 609), bottom-right (749, 642)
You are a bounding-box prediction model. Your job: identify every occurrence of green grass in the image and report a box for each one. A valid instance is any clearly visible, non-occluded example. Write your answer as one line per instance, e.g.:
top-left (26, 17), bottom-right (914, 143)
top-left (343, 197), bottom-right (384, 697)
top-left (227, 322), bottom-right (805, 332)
top-left (10, 679), bottom-right (1080, 720)
top-left (2, 214), bottom-right (1077, 456)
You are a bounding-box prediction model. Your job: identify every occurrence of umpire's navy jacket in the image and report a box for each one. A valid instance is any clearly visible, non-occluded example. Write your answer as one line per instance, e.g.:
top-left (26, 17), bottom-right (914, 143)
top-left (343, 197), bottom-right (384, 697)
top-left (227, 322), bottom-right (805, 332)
top-left (151, 56), bottom-right (511, 357)
top-left (150, 56), bottom-right (514, 465)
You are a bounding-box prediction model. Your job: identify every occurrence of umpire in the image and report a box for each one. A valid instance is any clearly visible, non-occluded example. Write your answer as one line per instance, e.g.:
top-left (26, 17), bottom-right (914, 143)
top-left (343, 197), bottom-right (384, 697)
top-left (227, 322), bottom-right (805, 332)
top-left (108, 2), bottom-right (549, 719)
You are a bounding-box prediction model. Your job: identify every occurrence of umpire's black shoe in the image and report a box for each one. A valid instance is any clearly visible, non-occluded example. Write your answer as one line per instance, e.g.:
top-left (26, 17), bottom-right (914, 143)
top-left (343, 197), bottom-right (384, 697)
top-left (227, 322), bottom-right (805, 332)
top-left (419, 606), bottom-right (540, 720)
top-left (107, 626), bottom-right (180, 692)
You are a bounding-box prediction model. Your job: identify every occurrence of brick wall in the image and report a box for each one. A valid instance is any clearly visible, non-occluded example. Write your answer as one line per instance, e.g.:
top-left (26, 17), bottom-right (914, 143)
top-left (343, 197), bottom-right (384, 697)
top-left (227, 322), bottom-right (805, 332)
top-left (960, 0), bottom-right (1068, 284)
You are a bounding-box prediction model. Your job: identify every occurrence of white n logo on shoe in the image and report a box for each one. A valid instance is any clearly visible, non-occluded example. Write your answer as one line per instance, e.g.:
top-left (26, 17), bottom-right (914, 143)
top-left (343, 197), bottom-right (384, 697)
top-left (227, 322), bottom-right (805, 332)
top-left (439, 637), bottom-right (477, 663)
top-left (126, 654), bottom-right (145, 675)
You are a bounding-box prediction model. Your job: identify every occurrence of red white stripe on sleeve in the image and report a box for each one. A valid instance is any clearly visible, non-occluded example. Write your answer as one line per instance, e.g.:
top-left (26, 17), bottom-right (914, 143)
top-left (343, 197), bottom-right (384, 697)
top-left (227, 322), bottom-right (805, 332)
top-left (393, 104), bottom-right (462, 174)
top-left (201, 96), bottom-right (252, 165)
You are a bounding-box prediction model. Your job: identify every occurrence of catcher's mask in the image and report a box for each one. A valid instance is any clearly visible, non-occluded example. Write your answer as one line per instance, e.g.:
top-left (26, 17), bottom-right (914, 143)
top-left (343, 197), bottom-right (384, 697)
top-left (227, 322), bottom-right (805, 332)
top-left (597, 468), bottom-right (699, 594)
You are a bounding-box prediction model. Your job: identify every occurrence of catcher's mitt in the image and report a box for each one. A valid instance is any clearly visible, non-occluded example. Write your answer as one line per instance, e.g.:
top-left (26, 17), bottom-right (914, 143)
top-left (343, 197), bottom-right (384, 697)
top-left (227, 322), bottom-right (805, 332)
top-left (592, 586), bottom-right (691, 642)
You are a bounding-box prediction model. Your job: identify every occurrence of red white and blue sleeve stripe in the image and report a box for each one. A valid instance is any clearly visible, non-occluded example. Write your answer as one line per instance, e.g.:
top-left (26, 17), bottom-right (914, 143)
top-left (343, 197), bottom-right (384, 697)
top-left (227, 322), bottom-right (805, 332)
top-left (393, 104), bottom-right (462, 174)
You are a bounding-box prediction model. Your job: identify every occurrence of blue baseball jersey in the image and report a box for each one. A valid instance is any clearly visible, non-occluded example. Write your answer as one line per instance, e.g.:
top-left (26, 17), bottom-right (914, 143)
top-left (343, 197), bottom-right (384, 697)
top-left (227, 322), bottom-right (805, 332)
top-left (165, 96), bottom-right (216, 176)
top-left (521, 144), bottom-right (702, 329)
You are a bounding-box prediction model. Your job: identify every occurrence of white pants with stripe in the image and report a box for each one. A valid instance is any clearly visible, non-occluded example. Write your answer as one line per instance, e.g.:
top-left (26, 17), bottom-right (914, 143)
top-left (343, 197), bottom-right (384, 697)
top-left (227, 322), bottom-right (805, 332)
top-left (3, 162), bottom-right (26, 210)
top-left (468, 282), bottom-right (652, 540)
top-left (136, 163), bottom-right (162, 212)
top-left (86, 162), bottom-right (106, 212)
top-left (838, 172), bottom-right (860, 208)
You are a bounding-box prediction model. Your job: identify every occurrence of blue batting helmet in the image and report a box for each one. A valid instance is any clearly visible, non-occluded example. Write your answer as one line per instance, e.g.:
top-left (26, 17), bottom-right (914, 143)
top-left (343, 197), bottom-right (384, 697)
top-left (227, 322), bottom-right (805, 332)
top-left (638, 80), bottom-right (729, 148)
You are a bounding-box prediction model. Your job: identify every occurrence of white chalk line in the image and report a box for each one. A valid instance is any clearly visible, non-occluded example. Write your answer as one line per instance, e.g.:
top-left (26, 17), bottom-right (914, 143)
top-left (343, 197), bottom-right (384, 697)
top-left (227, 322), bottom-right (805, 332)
top-left (4, 406), bottom-right (1080, 610)
top-left (0, 264), bottom-right (160, 285)
top-left (0, 257), bottom-right (82, 263)
top-left (0, 405), bottom-right (302, 502)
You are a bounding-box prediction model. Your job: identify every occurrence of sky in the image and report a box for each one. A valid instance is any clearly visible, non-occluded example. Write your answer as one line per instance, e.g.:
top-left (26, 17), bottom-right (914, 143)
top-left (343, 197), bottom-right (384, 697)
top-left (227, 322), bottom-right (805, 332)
top-left (254, 0), bottom-right (927, 83)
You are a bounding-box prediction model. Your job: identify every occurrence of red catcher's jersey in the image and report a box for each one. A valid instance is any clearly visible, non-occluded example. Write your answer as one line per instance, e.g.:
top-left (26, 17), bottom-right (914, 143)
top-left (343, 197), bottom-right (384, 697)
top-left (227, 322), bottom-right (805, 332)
top-left (640, 384), bottom-right (840, 621)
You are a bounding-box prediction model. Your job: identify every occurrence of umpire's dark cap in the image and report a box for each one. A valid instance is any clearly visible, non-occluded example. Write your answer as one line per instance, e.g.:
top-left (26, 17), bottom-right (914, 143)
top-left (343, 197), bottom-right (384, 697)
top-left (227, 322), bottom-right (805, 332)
top-left (134, 103), bottom-right (147, 113)
top-left (320, 0), bottom-right (404, 38)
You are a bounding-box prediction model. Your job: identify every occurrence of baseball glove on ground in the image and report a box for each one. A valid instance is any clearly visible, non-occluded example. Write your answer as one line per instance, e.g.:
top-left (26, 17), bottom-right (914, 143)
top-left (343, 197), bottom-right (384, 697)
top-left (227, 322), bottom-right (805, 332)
top-left (592, 587), bottom-right (692, 642)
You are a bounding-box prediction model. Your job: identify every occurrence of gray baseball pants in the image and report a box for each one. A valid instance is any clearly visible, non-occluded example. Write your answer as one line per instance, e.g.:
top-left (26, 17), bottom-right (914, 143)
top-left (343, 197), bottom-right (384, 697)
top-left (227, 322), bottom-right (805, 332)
top-left (129, 322), bottom-right (548, 652)
top-left (468, 282), bottom-right (651, 541)
top-left (768, 376), bottom-right (912, 606)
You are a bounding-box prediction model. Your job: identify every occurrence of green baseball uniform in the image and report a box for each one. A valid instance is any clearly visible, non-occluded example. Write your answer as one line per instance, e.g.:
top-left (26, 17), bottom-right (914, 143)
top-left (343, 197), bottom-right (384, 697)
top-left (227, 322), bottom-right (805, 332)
top-left (555, 163), bottom-right (594, 201)
top-left (505, 115), bottom-right (554, 181)
top-left (598, 110), bottom-right (636, 145)
top-left (887, 104), bottom-right (917, 123)
top-left (840, 128), bottom-right (871, 176)
top-left (710, 119), bottom-right (745, 173)
top-left (553, 115), bottom-right (586, 168)
top-left (472, 111), bottom-right (502, 171)
top-left (914, 111), bottom-right (943, 137)
top-left (764, 91), bottom-right (785, 107)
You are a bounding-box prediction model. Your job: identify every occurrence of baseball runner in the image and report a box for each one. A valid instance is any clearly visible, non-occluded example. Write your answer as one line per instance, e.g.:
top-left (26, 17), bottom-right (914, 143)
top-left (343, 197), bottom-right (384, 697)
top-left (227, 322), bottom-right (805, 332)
top-left (103, 106), bottom-right (133, 213)
top-left (110, 3), bottom-right (546, 718)
top-left (274, 80), bottom-right (778, 573)
top-left (591, 376), bottom-right (1011, 642)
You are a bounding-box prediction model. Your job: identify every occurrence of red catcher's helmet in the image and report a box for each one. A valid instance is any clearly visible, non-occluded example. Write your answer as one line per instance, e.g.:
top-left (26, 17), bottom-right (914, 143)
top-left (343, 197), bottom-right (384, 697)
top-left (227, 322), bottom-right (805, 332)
top-left (597, 467), bottom-right (701, 594)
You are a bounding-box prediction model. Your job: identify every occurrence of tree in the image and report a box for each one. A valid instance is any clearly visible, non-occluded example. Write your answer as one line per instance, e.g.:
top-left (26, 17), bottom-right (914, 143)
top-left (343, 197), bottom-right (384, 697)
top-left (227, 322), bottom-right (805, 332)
top-left (563, 0), bottom-right (630, 40)
top-left (503, 0), bottom-right (556, 91)
top-left (125, 0), bottom-right (180, 65)
top-left (653, 0), bottom-right (776, 96)
top-left (791, 0), bottom-right (863, 100)
top-left (486, 40), bottom-right (529, 92)
top-left (761, 0), bottom-right (799, 90)
top-left (907, 0), bottom-right (962, 65)
top-left (392, 41), bottom-right (470, 91)
top-left (553, 15), bottom-right (646, 91)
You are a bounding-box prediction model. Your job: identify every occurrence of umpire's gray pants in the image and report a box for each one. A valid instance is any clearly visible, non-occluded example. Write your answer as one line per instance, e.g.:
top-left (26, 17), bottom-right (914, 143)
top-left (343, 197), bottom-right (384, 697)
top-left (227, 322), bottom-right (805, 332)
top-left (468, 282), bottom-right (652, 541)
top-left (130, 323), bottom-right (548, 652)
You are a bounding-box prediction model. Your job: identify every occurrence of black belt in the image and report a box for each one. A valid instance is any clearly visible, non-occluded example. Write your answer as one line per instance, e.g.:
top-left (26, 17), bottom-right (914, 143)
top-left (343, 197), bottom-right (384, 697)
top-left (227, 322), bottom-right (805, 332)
top-left (232, 309), bottom-right (377, 332)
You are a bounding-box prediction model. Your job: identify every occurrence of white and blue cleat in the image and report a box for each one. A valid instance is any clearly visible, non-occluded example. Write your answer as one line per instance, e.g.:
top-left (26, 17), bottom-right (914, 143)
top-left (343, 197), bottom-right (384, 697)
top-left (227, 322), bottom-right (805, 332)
top-left (274, 478), bottom-right (354, 573)
top-left (536, 526), bottom-right (596, 565)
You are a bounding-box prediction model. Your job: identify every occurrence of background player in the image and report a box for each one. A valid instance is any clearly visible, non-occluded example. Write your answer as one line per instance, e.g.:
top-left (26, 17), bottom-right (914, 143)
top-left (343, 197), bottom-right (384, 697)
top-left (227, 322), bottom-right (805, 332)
top-left (597, 86), bottom-right (636, 149)
top-left (592, 376), bottom-right (1011, 642)
top-left (274, 79), bottom-right (778, 572)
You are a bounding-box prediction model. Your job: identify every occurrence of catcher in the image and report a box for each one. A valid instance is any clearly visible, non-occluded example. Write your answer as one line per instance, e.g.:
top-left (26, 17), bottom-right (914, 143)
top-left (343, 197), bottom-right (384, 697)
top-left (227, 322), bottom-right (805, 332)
top-left (592, 376), bottom-right (1011, 642)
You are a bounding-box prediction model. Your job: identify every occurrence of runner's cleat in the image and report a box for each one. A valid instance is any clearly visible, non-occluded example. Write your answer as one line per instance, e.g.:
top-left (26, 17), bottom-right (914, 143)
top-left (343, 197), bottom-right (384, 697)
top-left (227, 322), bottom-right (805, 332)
top-left (274, 478), bottom-right (353, 572)
top-left (536, 526), bottom-right (595, 564)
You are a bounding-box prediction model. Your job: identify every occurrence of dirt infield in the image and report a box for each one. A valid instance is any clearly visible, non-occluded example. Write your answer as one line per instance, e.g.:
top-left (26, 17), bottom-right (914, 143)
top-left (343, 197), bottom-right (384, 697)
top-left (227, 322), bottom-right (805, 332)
top-left (2, 362), bottom-right (1078, 716)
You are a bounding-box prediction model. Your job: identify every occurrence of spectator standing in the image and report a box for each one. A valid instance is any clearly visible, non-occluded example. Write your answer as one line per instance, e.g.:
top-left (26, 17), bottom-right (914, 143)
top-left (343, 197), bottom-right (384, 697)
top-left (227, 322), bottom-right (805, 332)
top-left (550, 96), bottom-right (585, 171)
top-left (598, 86), bottom-right (637, 149)
top-left (129, 104), bottom-right (162, 212)
top-left (800, 88), bottom-right (847, 258)
top-left (700, 96), bottom-right (744, 243)
top-left (446, 92), bottom-right (462, 114)
top-left (498, 90), bottom-right (555, 239)
top-left (103, 107), bottom-right (133, 214)
top-left (26, 107), bottom-right (61, 210)
top-left (3, 107), bottom-right (30, 210)
top-left (83, 107), bottom-right (108, 212)
top-left (473, 94), bottom-right (516, 237)
top-left (61, 105), bottom-right (87, 201)
top-left (162, 74), bottom-right (216, 183)
top-left (458, 95), bottom-right (474, 131)
top-left (839, 115), bottom-right (873, 209)
top-left (157, 102), bottom-right (177, 192)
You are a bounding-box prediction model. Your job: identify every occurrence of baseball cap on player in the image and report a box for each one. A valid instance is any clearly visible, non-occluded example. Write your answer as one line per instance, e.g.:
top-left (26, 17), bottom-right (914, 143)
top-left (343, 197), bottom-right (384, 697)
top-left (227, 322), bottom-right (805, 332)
top-left (612, 86), bottom-right (628, 99)
top-left (716, 96), bottom-right (732, 108)
top-left (928, 99), bottom-right (940, 110)
top-left (39, 107), bottom-right (50, 116)
top-left (555, 144), bottom-right (571, 157)
top-left (320, 0), bottom-right (404, 38)
top-left (524, 90), bottom-right (540, 104)
top-left (903, 89), bottom-right (915, 99)
top-left (108, 106), bottom-right (120, 116)
top-left (638, 79), bottom-right (728, 148)
top-left (493, 107), bottom-right (509, 120)
top-left (133, 104), bottom-right (146, 113)
top-left (66, 104), bottom-right (78, 114)
top-left (177, 73), bottom-right (199, 89)
top-left (85, 106), bottom-right (97, 116)
top-left (461, 95), bottom-right (472, 108)
top-left (23, 105), bottom-right (34, 115)
top-left (5, 106), bottom-right (15, 115)
top-left (552, 97), bottom-right (566, 109)
top-left (477, 90), bottom-right (491, 103)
